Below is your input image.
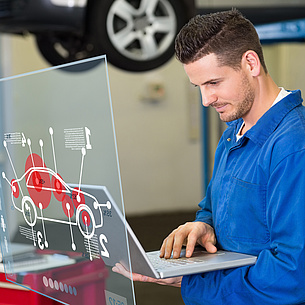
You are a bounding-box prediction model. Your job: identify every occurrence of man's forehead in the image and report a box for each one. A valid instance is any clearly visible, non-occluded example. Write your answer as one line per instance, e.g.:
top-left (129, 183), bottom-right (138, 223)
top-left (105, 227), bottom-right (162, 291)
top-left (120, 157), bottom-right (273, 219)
top-left (183, 54), bottom-right (230, 83)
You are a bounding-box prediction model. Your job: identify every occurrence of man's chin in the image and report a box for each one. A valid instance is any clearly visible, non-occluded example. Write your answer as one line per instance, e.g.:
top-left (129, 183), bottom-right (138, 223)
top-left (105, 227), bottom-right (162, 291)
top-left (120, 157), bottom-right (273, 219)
top-left (218, 113), bottom-right (238, 123)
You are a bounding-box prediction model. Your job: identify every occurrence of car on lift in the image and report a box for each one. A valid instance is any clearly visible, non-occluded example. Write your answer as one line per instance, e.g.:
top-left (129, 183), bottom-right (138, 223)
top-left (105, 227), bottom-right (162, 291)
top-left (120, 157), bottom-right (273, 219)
top-left (0, 0), bottom-right (194, 72)
top-left (0, 0), bottom-right (304, 72)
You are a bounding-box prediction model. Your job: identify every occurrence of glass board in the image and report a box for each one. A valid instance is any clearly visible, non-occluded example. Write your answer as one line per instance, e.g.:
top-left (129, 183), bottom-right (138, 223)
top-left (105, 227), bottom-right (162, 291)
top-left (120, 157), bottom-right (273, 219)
top-left (0, 56), bottom-right (135, 305)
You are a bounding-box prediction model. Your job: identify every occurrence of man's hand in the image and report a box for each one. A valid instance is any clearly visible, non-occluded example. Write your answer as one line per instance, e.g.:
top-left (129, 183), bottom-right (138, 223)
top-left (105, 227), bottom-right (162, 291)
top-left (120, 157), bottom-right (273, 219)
top-left (112, 221), bottom-right (216, 288)
top-left (160, 221), bottom-right (217, 259)
top-left (112, 263), bottom-right (182, 287)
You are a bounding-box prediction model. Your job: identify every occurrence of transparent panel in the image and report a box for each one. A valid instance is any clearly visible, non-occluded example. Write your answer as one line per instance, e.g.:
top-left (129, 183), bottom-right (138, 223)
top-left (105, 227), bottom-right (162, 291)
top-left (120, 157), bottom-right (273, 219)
top-left (0, 56), bottom-right (135, 305)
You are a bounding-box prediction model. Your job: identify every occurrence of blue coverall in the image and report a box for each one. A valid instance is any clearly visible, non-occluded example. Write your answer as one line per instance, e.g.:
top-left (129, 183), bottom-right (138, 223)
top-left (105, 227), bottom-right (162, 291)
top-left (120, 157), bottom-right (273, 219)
top-left (182, 90), bottom-right (305, 304)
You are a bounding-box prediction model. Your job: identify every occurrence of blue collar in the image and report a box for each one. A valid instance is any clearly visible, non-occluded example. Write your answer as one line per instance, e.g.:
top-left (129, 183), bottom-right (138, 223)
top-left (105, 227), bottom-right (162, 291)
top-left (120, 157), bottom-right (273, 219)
top-left (224, 90), bottom-right (303, 148)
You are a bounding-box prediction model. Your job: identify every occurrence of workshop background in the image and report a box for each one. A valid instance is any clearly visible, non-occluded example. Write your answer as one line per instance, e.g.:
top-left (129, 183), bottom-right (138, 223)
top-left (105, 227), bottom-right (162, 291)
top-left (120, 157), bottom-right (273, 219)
top-left (1, 1), bottom-right (305, 305)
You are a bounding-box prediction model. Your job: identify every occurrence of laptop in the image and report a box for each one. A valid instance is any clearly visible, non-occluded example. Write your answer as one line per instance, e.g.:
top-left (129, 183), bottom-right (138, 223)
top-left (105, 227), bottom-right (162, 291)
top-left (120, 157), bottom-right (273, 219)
top-left (78, 185), bottom-right (257, 279)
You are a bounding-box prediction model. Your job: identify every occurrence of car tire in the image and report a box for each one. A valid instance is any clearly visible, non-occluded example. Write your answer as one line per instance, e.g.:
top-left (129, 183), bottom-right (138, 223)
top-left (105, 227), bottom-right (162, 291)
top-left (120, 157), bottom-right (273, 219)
top-left (35, 32), bottom-right (102, 72)
top-left (22, 196), bottom-right (37, 227)
top-left (89, 0), bottom-right (188, 72)
top-left (76, 204), bottom-right (96, 239)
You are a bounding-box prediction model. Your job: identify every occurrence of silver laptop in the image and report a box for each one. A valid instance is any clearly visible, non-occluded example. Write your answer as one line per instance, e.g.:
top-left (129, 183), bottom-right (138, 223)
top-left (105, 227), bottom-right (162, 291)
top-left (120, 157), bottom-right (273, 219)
top-left (78, 185), bottom-right (257, 279)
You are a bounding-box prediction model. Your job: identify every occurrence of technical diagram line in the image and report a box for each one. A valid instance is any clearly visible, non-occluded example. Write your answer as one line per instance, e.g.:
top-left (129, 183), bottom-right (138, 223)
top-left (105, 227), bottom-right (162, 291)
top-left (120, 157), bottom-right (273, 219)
top-left (88, 240), bottom-right (99, 247)
top-left (21, 132), bottom-right (26, 147)
top-left (84, 237), bottom-right (100, 260)
top-left (84, 246), bottom-right (99, 259)
top-left (2, 174), bottom-right (10, 185)
top-left (85, 217), bottom-right (92, 261)
top-left (28, 209), bottom-right (36, 246)
top-left (36, 216), bottom-right (78, 226)
top-left (67, 206), bottom-right (76, 251)
top-left (39, 139), bottom-right (45, 167)
top-left (78, 148), bottom-right (86, 196)
top-left (85, 242), bottom-right (99, 251)
top-left (39, 204), bottom-right (48, 248)
top-left (19, 226), bottom-right (37, 241)
top-left (20, 232), bottom-right (36, 240)
top-left (87, 244), bottom-right (99, 251)
top-left (86, 245), bottom-right (99, 253)
top-left (28, 139), bottom-right (36, 168)
top-left (49, 127), bottom-right (58, 173)
top-left (86, 236), bottom-right (99, 249)
top-left (3, 141), bottom-right (24, 197)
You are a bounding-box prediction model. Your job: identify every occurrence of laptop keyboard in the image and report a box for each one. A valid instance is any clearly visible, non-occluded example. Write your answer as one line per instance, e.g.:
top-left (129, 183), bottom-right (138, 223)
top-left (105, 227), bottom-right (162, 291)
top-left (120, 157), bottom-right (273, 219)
top-left (147, 251), bottom-right (212, 271)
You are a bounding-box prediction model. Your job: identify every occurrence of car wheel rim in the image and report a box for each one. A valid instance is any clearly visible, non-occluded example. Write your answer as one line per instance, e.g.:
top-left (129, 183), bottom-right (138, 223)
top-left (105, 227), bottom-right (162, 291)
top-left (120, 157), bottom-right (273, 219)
top-left (106, 0), bottom-right (177, 61)
top-left (22, 196), bottom-right (37, 227)
top-left (76, 204), bottom-right (96, 239)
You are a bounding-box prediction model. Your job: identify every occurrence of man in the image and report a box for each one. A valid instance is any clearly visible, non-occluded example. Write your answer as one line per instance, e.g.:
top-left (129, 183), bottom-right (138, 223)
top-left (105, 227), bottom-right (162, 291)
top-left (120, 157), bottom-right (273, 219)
top-left (113, 9), bottom-right (305, 304)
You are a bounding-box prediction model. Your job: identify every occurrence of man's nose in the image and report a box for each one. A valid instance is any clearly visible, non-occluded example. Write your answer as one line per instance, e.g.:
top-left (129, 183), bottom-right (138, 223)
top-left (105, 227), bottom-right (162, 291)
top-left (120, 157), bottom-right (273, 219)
top-left (200, 87), bottom-right (217, 107)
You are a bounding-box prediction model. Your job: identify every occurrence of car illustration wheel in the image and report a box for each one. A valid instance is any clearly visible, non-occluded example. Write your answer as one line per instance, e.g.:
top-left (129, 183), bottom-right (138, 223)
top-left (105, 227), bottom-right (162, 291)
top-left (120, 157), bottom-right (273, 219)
top-left (76, 204), bottom-right (96, 239)
top-left (22, 196), bottom-right (37, 227)
top-left (89, 0), bottom-right (188, 72)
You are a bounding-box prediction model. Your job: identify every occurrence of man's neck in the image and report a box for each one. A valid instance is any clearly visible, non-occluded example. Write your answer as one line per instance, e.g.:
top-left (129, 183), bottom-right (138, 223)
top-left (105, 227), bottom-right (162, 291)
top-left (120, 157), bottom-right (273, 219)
top-left (241, 75), bottom-right (280, 135)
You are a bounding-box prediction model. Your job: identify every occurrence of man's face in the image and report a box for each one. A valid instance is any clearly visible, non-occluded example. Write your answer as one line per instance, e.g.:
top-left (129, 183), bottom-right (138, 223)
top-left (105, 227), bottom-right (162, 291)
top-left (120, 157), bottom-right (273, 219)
top-left (184, 53), bottom-right (255, 122)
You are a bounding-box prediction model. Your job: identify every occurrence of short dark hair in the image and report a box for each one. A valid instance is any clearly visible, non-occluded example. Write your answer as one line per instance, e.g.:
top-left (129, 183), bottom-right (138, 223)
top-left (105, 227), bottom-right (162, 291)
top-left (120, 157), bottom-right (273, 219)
top-left (175, 9), bottom-right (267, 73)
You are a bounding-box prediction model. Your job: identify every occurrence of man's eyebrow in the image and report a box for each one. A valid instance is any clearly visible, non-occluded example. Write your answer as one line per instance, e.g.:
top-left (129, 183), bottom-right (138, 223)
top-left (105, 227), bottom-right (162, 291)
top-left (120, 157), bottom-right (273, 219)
top-left (191, 78), bottom-right (222, 87)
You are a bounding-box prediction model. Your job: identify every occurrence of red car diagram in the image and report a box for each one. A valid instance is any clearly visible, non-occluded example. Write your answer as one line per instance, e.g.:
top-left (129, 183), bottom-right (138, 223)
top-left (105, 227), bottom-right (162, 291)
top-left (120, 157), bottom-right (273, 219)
top-left (2, 128), bottom-right (111, 260)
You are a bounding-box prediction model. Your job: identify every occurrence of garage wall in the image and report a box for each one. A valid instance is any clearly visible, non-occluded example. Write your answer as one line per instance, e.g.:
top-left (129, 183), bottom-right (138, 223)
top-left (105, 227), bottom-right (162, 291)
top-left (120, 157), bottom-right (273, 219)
top-left (1, 34), bottom-right (203, 216)
top-left (263, 43), bottom-right (305, 94)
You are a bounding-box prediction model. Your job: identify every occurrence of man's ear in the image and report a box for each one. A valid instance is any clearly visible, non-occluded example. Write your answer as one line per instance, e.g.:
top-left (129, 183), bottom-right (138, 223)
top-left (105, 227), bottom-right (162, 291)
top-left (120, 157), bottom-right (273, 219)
top-left (242, 50), bottom-right (261, 77)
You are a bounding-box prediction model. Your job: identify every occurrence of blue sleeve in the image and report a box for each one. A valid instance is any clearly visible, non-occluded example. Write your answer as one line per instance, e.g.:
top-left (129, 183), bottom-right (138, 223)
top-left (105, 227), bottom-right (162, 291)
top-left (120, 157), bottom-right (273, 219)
top-left (181, 150), bottom-right (305, 305)
top-left (194, 182), bottom-right (213, 227)
top-left (194, 135), bottom-right (225, 227)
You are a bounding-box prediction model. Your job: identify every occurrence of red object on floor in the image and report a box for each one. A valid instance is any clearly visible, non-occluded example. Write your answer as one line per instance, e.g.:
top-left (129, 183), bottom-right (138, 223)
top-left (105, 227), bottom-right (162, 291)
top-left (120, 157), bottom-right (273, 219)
top-left (0, 272), bottom-right (59, 305)
top-left (0, 258), bottom-right (108, 305)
